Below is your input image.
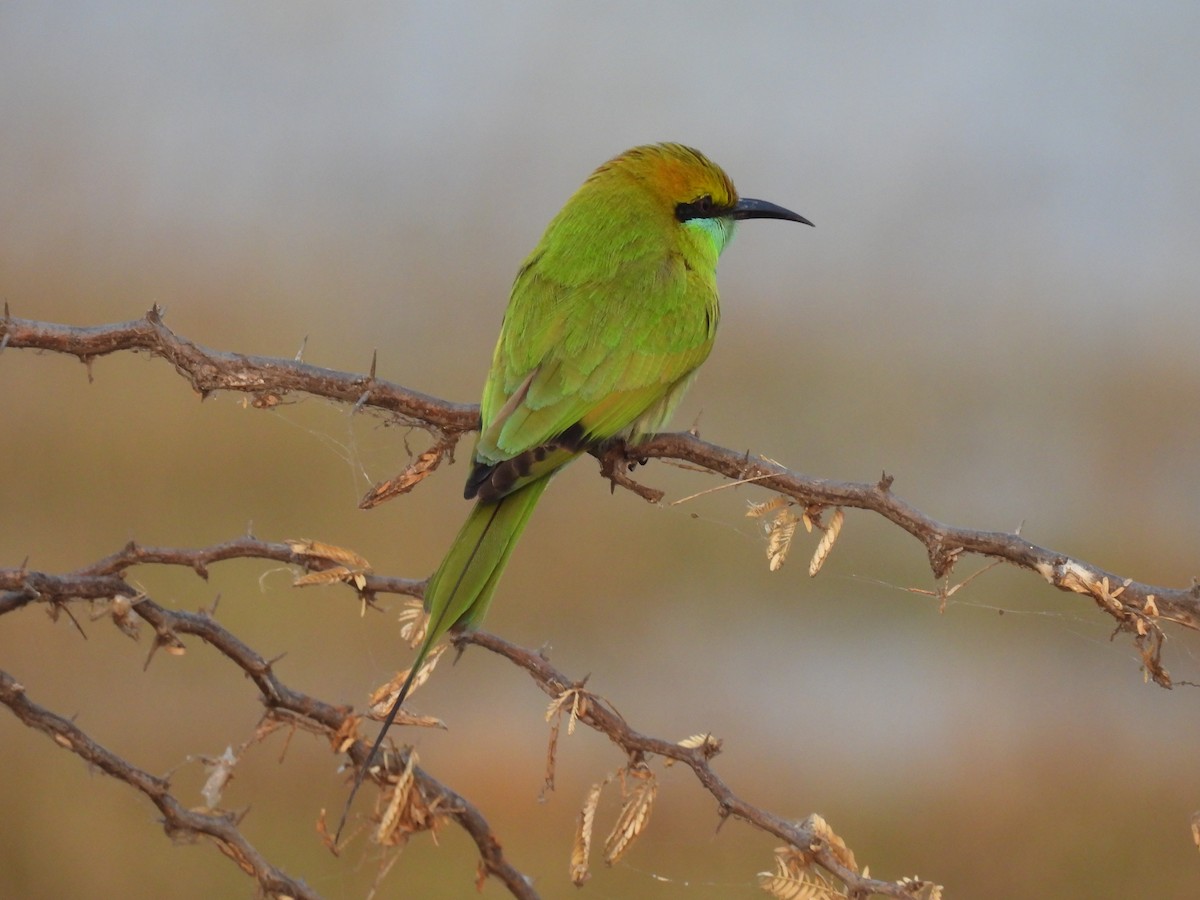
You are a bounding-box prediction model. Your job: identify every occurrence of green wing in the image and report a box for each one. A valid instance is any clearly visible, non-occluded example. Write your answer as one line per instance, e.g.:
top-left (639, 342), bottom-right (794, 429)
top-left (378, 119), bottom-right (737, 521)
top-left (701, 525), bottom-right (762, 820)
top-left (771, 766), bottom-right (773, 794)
top-left (472, 243), bottom-right (719, 499)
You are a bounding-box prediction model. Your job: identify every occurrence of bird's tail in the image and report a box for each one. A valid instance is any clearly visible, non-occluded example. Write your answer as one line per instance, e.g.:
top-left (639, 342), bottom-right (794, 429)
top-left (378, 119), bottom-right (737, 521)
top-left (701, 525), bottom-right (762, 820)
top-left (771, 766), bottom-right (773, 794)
top-left (335, 478), bottom-right (551, 840)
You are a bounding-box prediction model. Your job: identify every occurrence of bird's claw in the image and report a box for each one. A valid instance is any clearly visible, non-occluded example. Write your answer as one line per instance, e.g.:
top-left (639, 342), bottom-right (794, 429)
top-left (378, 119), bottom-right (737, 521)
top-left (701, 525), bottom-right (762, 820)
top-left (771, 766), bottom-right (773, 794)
top-left (596, 441), bottom-right (665, 504)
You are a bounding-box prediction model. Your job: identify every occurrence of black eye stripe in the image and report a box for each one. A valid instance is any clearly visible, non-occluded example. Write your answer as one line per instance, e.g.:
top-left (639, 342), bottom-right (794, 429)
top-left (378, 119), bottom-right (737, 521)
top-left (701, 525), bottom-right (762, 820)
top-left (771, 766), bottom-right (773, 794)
top-left (675, 194), bottom-right (722, 222)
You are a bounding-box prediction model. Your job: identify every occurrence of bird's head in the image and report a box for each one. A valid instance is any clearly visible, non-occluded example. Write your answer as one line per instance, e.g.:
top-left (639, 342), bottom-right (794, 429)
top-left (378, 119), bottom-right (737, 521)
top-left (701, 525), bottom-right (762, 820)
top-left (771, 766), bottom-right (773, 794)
top-left (586, 143), bottom-right (812, 256)
top-left (525, 144), bottom-right (810, 280)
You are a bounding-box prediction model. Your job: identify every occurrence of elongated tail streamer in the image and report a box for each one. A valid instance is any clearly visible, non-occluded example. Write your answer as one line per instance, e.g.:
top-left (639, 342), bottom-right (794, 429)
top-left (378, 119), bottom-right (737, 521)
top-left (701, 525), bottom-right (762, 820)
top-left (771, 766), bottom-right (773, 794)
top-left (335, 478), bottom-right (551, 840)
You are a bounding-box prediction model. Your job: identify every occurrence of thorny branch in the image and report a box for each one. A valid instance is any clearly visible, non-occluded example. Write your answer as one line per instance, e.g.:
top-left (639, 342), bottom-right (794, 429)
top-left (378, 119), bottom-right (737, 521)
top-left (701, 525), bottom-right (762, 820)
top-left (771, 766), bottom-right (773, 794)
top-left (0, 547), bottom-right (535, 900)
top-left (0, 306), bottom-right (479, 505)
top-left (0, 306), bottom-right (478, 436)
top-left (465, 632), bottom-right (913, 898)
top-left (0, 668), bottom-right (323, 900)
top-left (4, 309), bottom-right (1194, 678)
top-left (4, 310), bottom-right (1198, 896)
top-left (607, 439), bottom-right (1197, 686)
top-left (1, 546), bottom-right (911, 898)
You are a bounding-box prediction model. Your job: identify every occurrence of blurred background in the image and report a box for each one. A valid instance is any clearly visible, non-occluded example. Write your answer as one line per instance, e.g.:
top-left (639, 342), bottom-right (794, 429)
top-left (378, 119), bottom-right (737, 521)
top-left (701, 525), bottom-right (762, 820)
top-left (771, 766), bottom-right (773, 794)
top-left (2, 3), bottom-right (1199, 897)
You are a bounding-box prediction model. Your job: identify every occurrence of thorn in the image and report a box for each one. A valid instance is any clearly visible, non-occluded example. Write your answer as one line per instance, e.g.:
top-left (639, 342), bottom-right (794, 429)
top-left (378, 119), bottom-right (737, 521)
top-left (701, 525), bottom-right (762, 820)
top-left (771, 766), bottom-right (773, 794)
top-left (60, 602), bottom-right (88, 640)
top-left (713, 802), bottom-right (733, 834)
top-left (369, 349), bottom-right (378, 380)
top-left (877, 471), bottom-right (894, 492)
top-left (352, 390), bottom-right (371, 414)
top-left (452, 633), bottom-right (478, 666)
top-left (294, 335), bottom-right (308, 362)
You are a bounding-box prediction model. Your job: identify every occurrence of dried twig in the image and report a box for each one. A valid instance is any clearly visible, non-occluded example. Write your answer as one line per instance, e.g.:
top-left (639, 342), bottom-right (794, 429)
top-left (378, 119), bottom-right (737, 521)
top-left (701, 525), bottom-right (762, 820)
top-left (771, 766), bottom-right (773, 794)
top-left (0, 669), bottom-right (322, 900)
top-left (5, 312), bottom-right (1200, 895)
top-left (0, 554), bottom-right (535, 900)
top-left (5, 312), bottom-right (1190, 674)
top-left (0, 307), bottom-right (478, 435)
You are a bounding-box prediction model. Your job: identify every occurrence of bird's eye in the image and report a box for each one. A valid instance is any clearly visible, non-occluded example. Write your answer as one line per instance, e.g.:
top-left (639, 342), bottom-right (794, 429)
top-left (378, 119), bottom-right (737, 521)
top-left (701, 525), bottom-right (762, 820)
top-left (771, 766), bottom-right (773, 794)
top-left (675, 194), bottom-right (717, 221)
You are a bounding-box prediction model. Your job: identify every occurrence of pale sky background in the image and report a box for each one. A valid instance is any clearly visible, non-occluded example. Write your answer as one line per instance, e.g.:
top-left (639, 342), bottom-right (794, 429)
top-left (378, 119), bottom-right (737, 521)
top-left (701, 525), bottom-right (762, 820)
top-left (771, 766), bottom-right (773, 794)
top-left (2, 4), bottom-right (1199, 898)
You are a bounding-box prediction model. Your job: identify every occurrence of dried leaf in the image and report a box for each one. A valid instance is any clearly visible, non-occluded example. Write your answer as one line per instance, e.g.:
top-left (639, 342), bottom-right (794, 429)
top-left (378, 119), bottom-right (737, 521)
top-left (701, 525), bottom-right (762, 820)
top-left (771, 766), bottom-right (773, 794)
top-left (666, 732), bottom-right (722, 766)
top-left (108, 594), bottom-right (141, 639)
top-left (370, 750), bottom-right (447, 851)
top-left (200, 745), bottom-right (239, 809)
top-left (392, 712), bottom-right (446, 730)
top-left (545, 686), bottom-right (588, 735)
top-left (375, 750), bottom-right (418, 846)
top-left (396, 599), bottom-right (428, 647)
top-left (212, 832), bottom-right (257, 876)
top-left (293, 565), bottom-right (355, 587)
top-left (288, 540), bottom-right (373, 590)
top-left (1056, 560), bottom-right (1097, 594)
top-left (332, 714), bottom-right (361, 754)
top-left (1191, 811), bottom-right (1200, 851)
top-left (543, 686), bottom-right (590, 796)
top-left (757, 870), bottom-right (841, 900)
top-left (679, 732), bottom-right (719, 751)
top-left (603, 767), bottom-right (657, 865)
top-left (757, 846), bottom-right (845, 899)
top-left (803, 813), bottom-right (856, 872)
top-left (571, 781), bottom-right (604, 885)
top-left (808, 508), bottom-right (844, 577)
top-left (359, 447), bottom-right (446, 509)
top-left (766, 509), bottom-right (800, 571)
top-left (287, 539), bottom-right (371, 570)
top-left (369, 645), bottom-right (448, 713)
top-left (747, 496), bottom-right (791, 518)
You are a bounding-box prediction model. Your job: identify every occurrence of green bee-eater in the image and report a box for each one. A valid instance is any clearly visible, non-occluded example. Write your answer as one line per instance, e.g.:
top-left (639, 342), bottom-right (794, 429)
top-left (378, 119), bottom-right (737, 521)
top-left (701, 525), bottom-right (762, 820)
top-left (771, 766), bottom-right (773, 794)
top-left (340, 143), bottom-right (811, 833)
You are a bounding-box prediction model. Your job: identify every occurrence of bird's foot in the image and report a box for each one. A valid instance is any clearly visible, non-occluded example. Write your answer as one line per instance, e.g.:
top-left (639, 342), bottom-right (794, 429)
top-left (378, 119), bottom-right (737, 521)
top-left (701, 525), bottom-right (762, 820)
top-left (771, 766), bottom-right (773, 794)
top-left (595, 440), bottom-right (664, 504)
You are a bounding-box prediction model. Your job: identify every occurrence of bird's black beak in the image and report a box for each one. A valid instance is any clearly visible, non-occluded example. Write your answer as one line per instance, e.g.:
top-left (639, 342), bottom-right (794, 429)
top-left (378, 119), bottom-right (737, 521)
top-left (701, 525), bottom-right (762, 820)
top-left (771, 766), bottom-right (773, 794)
top-left (731, 197), bottom-right (813, 226)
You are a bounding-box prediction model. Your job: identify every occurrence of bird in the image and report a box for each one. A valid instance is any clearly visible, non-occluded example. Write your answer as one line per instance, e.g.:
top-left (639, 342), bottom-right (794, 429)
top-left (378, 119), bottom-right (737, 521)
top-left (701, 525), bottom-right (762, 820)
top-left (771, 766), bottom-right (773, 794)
top-left (337, 143), bottom-right (812, 838)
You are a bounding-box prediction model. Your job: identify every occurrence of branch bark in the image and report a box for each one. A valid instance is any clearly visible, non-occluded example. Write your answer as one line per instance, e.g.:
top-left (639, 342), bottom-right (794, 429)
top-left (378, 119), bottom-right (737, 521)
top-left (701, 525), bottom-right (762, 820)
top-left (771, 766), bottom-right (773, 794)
top-left (0, 668), bottom-right (322, 900)
top-left (4, 308), bottom-right (1194, 667)
top-left (0, 548), bottom-right (536, 899)
top-left (4, 310), bottom-right (1197, 896)
top-left (1, 545), bottom-right (917, 898)
top-left (0, 305), bottom-right (478, 434)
